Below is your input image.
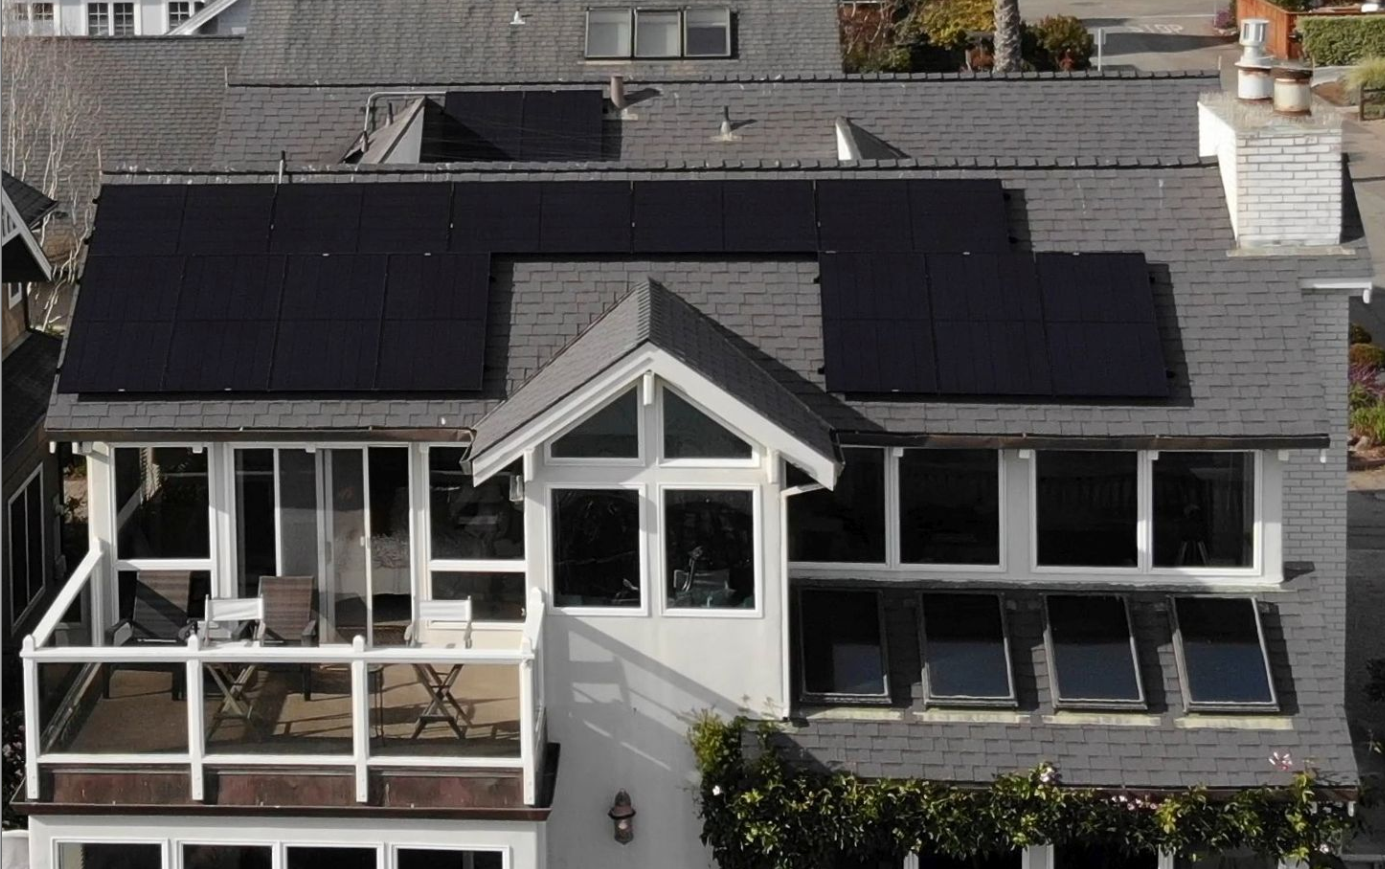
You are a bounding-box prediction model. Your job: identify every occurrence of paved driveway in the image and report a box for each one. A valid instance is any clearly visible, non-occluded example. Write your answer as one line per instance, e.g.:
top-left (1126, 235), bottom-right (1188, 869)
top-left (1020, 0), bottom-right (1238, 71)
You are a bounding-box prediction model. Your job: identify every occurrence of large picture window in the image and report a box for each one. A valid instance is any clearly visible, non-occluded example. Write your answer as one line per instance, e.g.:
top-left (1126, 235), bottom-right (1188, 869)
top-left (553, 488), bottom-right (642, 608)
top-left (899, 449), bottom-right (999, 565)
top-left (798, 588), bottom-right (888, 701)
top-left (428, 448), bottom-right (524, 621)
top-left (7, 467), bottom-right (44, 621)
top-left (1153, 452), bottom-right (1254, 568)
top-left (788, 447), bottom-right (885, 563)
top-left (1035, 451), bottom-right (1138, 568)
top-left (585, 7), bottom-right (732, 58)
top-left (57, 843), bottom-right (163, 869)
top-left (664, 489), bottom-right (755, 609)
top-left (115, 446), bottom-right (210, 560)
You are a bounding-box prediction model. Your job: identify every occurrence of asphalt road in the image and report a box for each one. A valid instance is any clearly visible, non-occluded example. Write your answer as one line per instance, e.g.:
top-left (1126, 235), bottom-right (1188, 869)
top-left (1019, 0), bottom-right (1239, 72)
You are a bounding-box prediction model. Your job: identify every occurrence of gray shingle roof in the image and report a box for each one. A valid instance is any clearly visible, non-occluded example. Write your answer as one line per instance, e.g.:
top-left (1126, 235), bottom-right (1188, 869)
top-left (469, 279), bottom-right (836, 464)
top-left (3, 332), bottom-right (62, 461)
top-left (2, 172), bottom-right (56, 227)
top-left (211, 73), bottom-right (1217, 167)
top-left (230, 0), bottom-right (842, 86)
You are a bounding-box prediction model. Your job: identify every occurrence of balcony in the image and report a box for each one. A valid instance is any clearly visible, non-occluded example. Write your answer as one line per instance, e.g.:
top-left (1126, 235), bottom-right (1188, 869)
top-left (20, 551), bottom-right (550, 812)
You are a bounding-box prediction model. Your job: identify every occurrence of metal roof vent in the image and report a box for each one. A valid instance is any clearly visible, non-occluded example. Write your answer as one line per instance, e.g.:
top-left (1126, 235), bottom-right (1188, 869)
top-left (1235, 18), bottom-right (1272, 102)
top-left (510, 8), bottom-right (527, 25)
top-left (1273, 63), bottom-right (1313, 115)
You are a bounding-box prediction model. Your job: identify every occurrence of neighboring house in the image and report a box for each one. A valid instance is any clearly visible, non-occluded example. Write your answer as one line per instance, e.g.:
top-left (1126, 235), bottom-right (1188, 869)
top-left (1, 172), bottom-right (63, 667)
top-left (2, 0), bottom-right (248, 35)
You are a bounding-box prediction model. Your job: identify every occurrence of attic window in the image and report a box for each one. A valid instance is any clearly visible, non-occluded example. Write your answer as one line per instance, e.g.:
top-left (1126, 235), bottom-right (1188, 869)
top-left (1172, 597), bottom-right (1276, 710)
top-left (585, 7), bottom-right (733, 59)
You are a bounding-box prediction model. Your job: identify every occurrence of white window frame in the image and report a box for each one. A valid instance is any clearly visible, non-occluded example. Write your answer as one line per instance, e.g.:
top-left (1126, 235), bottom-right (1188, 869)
top-left (52, 837), bottom-right (170, 869)
top-left (85, 0), bottom-right (135, 35)
top-left (682, 5), bottom-right (732, 57)
top-left (1042, 593), bottom-right (1147, 711)
top-left (423, 443), bottom-right (526, 629)
top-left (655, 383), bottom-right (760, 469)
top-left (166, 0), bottom-right (203, 30)
top-left (8, 465), bottom-right (46, 626)
top-left (794, 585), bottom-right (891, 706)
top-left (1029, 450), bottom-right (1263, 579)
top-left (547, 482), bottom-right (649, 617)
top-left (544, 385), bottom-right (645, 468)
top-left (111, 443), bottom-right (217, 577)
top-left (918, 590), bottom-right (1018, 709)
top-left (390, 843), bottom-right (511, 869)
top-left (583, 7), bottom-right (634, 58)
top-left (1169, 594), bottom-right (1279, 713)
top-left (8, 284), bottom-right (25, 309)
top-left (633, 8), bottom-right (681, 58)
top-left (174, 840), bottom-right (275, 869)
top-left (583, 6), bottom-right (733, 60)
top-left (790, 445), bottom-right (1007, 576)
top-left (656, 482), bottom-right (762, 618)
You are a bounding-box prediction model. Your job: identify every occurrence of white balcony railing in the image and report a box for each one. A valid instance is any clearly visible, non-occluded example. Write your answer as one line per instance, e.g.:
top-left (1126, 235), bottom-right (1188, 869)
top-left (21, 553), bottom-right (548, 807)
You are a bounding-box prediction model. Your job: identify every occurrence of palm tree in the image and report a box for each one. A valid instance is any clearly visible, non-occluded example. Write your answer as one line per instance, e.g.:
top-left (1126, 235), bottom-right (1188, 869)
top-left (993, 0), bottom-right (1022, 72)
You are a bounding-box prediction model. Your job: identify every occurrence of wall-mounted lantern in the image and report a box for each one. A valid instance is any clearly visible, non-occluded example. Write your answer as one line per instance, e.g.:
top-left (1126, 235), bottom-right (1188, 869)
top-left (608, 790), bottom-right (636, 844)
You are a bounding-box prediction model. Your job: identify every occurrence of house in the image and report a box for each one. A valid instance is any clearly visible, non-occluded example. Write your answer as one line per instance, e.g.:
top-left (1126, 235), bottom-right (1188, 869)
top-left (4, 2), bottom-right (1376, 867)
top-left (2, 0), bottom-right (248, 36)
top-left (2, 172), bottom-right (64, 667)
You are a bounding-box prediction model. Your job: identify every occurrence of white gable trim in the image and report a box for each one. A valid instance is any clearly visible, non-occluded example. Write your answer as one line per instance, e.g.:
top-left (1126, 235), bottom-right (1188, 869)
top-left (167, 0), bottom-right (244, 35)
top-left (470, 347), bottom-right (839, 488)
top-left (1, 190), bottom-right (52, 283)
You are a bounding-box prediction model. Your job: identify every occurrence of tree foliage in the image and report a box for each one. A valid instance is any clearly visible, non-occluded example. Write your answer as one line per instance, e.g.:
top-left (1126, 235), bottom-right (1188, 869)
top-left (690, 714), bottom-right (1358, 869)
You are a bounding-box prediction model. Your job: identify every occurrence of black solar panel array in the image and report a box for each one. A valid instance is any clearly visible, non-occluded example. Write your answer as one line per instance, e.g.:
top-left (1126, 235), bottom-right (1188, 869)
top-left (819, 251), bottom-right (1168, 398)
top-left (440, 90), bottom-right (605, 162)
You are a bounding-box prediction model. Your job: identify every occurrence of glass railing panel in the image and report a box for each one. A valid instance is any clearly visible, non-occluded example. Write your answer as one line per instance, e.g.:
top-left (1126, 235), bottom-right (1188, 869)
top-left (202, 661), bottom-right (353, 756)
top-left (368, 662), bottom-right (521, 758)
top-left (39, 660), bottom-right (189, 754)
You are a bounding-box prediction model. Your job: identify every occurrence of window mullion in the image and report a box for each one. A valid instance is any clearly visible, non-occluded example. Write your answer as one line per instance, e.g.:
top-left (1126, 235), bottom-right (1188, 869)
top-left (1137, 451), bottom-right (1153, 573)
top-left (885, 447), bottom-right (901, 568)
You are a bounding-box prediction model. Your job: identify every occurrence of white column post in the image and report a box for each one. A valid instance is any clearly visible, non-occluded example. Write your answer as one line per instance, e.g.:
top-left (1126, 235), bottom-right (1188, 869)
top-left (185, 634), bottom-right (205, 801)
top-left (22, 637), bottom-right (41, 800)
top-left (85, 446), bottom-right (116, 645)
top-left (519, 642), bottom-right (536, 806)
top-left (351, 635), bottom-right (369, 803)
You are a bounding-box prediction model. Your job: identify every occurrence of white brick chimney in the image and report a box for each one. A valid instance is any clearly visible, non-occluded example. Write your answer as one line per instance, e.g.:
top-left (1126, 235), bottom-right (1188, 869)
top-left (1198, 92), bottom-right (1343, 249)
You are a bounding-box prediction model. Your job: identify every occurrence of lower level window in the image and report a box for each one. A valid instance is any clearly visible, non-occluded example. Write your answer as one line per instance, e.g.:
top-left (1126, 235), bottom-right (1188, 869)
top-left (664, 489), bottom-right (755, 610)
top-left (433, 571), bottom-right (526, 621)
top-left (397, 850), bottom-right (503, 869)
top-left (287, 847), bottom-right (377, 869)
top-left (798, 588), bottom-right (887, 700)
top-left (7, 468), bottom-right (44, 620)
top-left (183, 844), bottom-right (272, 869)
top-left (553, 488), bottom-right (641, 608)
top-left (57, 842), bottom-right (162, 869)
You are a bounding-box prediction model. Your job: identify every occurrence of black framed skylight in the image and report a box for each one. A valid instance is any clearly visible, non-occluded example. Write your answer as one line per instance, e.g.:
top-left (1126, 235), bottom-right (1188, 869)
top-left (1044, 595), bottom-right (1144, 708)
top-left (797, 588), bottom-right (890, 703)
top-left (920, 593), bottom-right (1015, 706)
top-left (1172, 597), bottom-right (1276, 710)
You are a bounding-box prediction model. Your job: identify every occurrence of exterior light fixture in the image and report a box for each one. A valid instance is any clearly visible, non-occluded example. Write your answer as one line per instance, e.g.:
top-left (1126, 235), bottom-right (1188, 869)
top-left (608, 790), bottom-right (636, 844)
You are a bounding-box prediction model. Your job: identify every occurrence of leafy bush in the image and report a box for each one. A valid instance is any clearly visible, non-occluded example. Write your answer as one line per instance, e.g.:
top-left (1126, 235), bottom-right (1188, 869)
top-left (1350, 342), bottom-right (1385, 369)
top-left (1351, 362), bottom-right (1385, 410)
top-left (1347, 56), bottom-right (1385, 92)
top-left (1352, 322), bottom-right (1374, 345)
top-left (1352, 404), bottom-right (1385, 442)
top-left (909, 0), bottom-right (993, 50)
top-left (2, 710), bottom-right (23, 830)
top-left (1028, 15), bottom-right (1095, 70)
top-left (1299, 16), bottom-right (1385, 66)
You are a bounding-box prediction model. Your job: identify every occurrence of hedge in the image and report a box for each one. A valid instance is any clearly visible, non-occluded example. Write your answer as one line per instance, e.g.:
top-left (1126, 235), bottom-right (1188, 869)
top-left (1298, 15), bottom-right (1385, 65)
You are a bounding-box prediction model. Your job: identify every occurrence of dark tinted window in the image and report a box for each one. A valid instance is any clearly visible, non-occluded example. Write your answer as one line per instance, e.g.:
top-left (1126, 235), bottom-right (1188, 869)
top-left (922, 594), bottom-right (1013, 702)
top-left (182, 846), bottom-right (272, 869)
top-left (799, 589), bottom-right (887, 698)
top-left (429, 450), bottom-right (524, 560)
top-left (1173, 851), bottom-right (1276, 869)
top-left (553, 489), bottom-right (641, 607)
top-left (115, 446), bottom-right (210, 559)
top-left (551, 389), bottom-right (639, 458)
top-left (57, 843), bottom-right (163, 869)
top-left (899, 450), bottom-right (999, 564)
top-left (665, 490), bottom-right (755, 609)
top-left (433, 572), bottom-right (526, 621)
top-left (397, 851), bottom-right (503, 869)
top-left (1047, 595), bottom-right (1142, 705)
top-left (286, 848), bottom-right (377, 869)
top-left (663, 390), bottom-right (752, 460)
top-left (1153, 452), bottom-right (1254, 568)
top-left (1056, 845), bottom-right (1157, 869)
top-left (1175, 597), bottom-right (1275, 707)
top-left (788, 448), bottom-right (885, 562)
top-left (1036, 451), bottom-right (1137, 567)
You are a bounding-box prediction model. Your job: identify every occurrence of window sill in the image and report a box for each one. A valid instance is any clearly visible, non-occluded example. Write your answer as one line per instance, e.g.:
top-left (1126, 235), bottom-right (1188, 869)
top-left (1042, 710), bottom-right (1160, 726)
top-left (795, 703), bottom-right (904, 721)
top-left (923, 696), bottom-right (1019, 712)
top-left (1174, 714), bottom-right (1292, 730)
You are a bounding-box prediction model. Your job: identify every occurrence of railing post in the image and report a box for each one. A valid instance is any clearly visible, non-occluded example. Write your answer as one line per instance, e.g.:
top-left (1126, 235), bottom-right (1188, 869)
top-left (22, 637), bottom-right (40, 800)
top-left (519, 645), bottom-right (535, 806)
top-left (351, 636), bottom-right (369, 804)
top-left (185, 634), bottom-right (205, 802)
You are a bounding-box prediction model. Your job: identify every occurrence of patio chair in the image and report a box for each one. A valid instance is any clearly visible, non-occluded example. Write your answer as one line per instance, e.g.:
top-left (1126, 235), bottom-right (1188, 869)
top-left (403, 598), bottom-right (474, 739)
top-left (103, 570), bottom-right (195, 700)
top-left (255, 575), bottom-right (320, 700)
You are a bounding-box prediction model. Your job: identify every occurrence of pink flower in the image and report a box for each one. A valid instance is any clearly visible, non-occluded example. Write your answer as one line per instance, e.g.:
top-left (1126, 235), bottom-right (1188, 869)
top-left (1269, 751), bottom-right (1294, 771)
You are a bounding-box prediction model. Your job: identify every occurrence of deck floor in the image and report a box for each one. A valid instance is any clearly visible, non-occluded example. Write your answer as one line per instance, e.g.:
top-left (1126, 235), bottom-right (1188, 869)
top-left (54, 662), bottom-right (521, 758)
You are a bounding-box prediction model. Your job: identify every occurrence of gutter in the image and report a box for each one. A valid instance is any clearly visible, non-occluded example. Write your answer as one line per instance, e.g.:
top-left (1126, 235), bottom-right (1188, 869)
top-left (45, 428), bottom-right (475, 445)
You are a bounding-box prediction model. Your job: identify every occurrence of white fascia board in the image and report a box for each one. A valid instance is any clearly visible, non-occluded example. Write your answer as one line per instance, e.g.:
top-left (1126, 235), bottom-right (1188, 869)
top-left (470, 348), bottom-right (839, 488)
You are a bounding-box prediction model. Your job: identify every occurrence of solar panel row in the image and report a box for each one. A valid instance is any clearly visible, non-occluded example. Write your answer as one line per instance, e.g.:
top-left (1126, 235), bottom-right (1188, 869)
top-left (819, 251), bottom-right (1169, 399)
top-left (440, 91), bottom-right (605, 162)
top-left (59, 253), bottom-right (491, 394)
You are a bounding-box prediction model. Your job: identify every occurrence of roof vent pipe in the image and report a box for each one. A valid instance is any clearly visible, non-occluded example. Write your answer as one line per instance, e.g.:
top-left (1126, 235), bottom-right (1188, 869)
top-left (1273, 64), bottom-right (1313, 115)
top-left (610, 75), bottom-right (627, 110)
top-left (1236, 18), bottom-right (1273, 101)
top-left (719, 106), bottom-right (733, 138)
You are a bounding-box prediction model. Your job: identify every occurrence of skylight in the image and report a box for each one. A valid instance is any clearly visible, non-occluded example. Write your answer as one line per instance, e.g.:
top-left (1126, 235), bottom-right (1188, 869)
top-left (1173, 597), bottom-right (1276, 709)
top-left (921, 593), bottom-right (1015, 705)
top-left (1045, 595), bottom-right (1144, 708)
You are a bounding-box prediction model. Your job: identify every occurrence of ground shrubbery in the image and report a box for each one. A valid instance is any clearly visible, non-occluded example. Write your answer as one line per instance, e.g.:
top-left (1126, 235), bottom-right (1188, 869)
top-left (1349, 325), bottom-right (1385, 446)
top-left (1299, 16), bottom-right (1385, 65)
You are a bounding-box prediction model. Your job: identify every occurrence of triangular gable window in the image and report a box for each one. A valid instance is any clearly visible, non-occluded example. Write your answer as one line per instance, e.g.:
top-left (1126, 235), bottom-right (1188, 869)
top-left (550, 388), bottom-right (640, 459)
top-left (662, 389), bottom-right (752, 460)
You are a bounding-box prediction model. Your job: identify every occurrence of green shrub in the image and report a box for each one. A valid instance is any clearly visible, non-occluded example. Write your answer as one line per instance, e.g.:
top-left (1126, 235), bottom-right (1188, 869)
top-left (1299, 16), bottom-right (1385, 66)
top-left (1352, 404), bottom-right (1385, 441)
top-left (1350, 342), bottom-right (1385, 369)
top-left (1028, 15), bottom-right (1095, 69)
top-left (1347, 56), bottom-right (1385, 92)
top-left (1352, 322), bottom-right (1374, 345)
top-left (909, 0), bottom-right (993, 51)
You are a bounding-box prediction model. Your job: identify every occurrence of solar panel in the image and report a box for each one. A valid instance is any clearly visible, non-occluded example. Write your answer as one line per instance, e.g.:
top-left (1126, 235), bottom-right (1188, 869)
top-left (819, 252), bottom-right (934, 393)
top-left (71, 255), bottom-right (185, 322)
top-left (376, 253), bottom-right (490, 390)
top-left (908, 180), bottom-right (1009, 253)
top-left (816, 180), bottom-right (912, 252)
top-left (60, 319), bottom-right (175, 393)
top-left (269, 254), bottom-right (388, 391)
top-left (632, 182), bottom-right (723, 253)
top-left (179, 185), bottom-right (275, 255)
top-left (442, 91), bottom-right (525, 161)
top-left (270, 184), bottom-right (363, 254)
top-left (539, 181), bottom-right (630, 253)
top-left (450, 182), bottom-right (541, 253)
top-left (1046, 595), bottom-right (1143, 706)
top-left (357, 183), bottom-right (452, 253)
top-left (520, 90), bottom-right (604, 161)
top-left (927, 253), bottom-right (1051, 396)
top-left (89, 186), bottom-right (186, 256)
top-left (1036, 252), bottom-right (1168, 398)
top-left (1173, 597), bottom-right (1275, 708)
top-left (722, 181), bottom-right (816, 252)
top-left (163, 255), bottom-right (286, 391)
